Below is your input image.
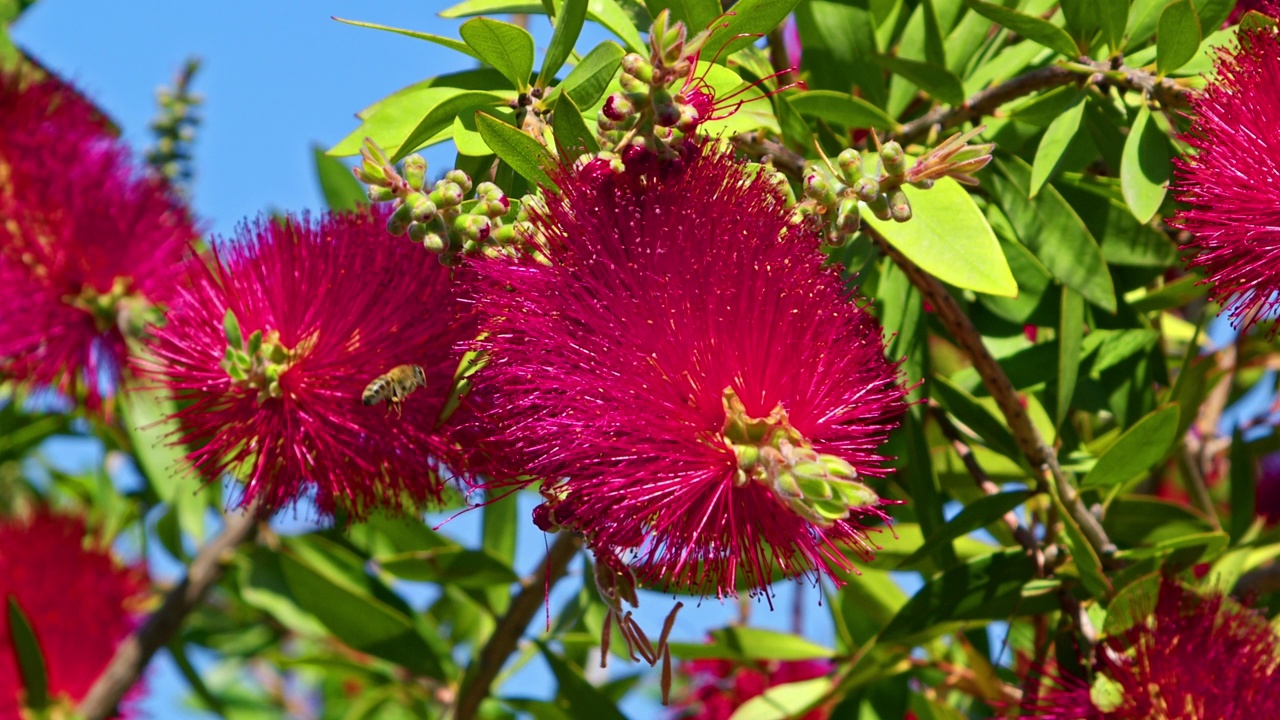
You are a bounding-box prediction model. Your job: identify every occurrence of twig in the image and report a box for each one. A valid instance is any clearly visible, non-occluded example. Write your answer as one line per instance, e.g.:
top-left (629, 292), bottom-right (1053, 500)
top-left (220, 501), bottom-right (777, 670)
top-left (453, 532), bottom-right (581, 720)
top-left (865, 226), bottom-right (1117, 565)
top-left (78, 501), bottom-right (264, 720)
top-left (930, 404), bottom-right (1044, 574)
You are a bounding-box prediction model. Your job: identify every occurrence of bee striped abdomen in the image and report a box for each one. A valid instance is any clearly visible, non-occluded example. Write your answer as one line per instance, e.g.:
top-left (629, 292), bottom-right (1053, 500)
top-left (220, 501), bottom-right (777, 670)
top-left (362, 364), bottom-right (428, 411)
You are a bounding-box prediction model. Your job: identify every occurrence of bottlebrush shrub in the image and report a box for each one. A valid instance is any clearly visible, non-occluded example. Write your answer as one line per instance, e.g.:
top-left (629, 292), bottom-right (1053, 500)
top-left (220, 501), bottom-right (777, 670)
top-left (0, 72), bottom-right (194, 412)
top-left (140, 208), bottom-right (476, 518)
top-left (0, 512), bottom-right (148, 718)
top-left (466, 140), bottom-right (908, 597)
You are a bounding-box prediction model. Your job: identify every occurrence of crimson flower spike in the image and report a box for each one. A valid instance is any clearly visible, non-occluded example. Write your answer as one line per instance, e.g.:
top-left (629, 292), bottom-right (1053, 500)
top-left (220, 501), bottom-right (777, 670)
top-left (674, 20), bottom-right (806, 133)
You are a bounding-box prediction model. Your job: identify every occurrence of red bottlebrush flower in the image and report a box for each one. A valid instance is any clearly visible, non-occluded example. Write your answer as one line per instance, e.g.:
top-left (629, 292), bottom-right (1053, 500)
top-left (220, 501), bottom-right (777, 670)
top-left (670, 656), bottom-right (832, 720)
top-left (1230, 0), bottom-right (1280, 24)
top-left (1020, 579), bottom-right (1280, 718)
top-left (468, 141), bottom-right (908, 597)
top-left (1172, 30), bottom-right (1280, 331)
top-left (141, 209), bottom-right (475, 518)
top-left (0, 512), bottom-right (148, 718)
top-left (0, 73), bottom-right (194, 410)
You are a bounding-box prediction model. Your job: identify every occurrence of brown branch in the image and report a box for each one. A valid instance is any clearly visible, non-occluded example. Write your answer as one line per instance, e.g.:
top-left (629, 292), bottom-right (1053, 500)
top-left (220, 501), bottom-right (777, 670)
top-left (930, 404), bottom-right (1044, 574)
top-left (453, 531), bottom-right (581, 720)
top-left (896, 65), bottom-right (1079, 144)
top-left (78, 502), bottom-right (264, 720)
top-left (866, 226), bottom-right (1117, 565)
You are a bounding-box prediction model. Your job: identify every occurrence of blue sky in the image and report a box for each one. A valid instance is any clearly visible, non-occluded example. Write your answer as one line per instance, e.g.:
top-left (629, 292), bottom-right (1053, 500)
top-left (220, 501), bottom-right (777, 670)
top-left (9, 3), bottom-right (859, 718)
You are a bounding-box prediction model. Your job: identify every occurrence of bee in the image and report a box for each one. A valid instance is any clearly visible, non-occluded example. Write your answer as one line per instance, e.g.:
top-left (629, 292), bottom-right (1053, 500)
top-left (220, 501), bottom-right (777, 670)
top-left (362, 364), bottom-right (427, 417)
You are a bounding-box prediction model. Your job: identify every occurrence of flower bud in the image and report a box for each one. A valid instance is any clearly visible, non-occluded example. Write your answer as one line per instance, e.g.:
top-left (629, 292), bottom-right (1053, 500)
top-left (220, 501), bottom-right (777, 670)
top-left (619, 72), bottom-right (647, 93)
top-left (865, 192), bottom-right (892, 221)
top-left (405, 193), bottom-right (437, 223)
top-left (603, 93), bottom-right (634, 122)
top-left (445, 169), bottom-right (473, 195)
top-left (836, 148), bottom-right (862, 184)
top-left (835, 197), bottom-right (861, 235)
top-left (408, 221), bottom-right (429, 244)
top-left (455, 214), bottom-right (492, 243)
top-left (367, 185), bottom-right (397, 203)
top-left (621, 53), bottom-right (655, 85)
top-left (853, 177), bottom-right (880, 203)
top-left (403, 154), bottom-right (427, 191)
top-left (888, 187), bottom-right (912, 222)
top-left (387, 203), bottom-right (413, 236)
top-left (880, 141), bottom-right (906, 177)
top-left (422, 232), bottom-right (448, 254)
top-left (803, 171), bottom-right (836, 206)
top-left (909, 178), bottom-right (935, 190)
top-left (430, 182), bottom-right (464, 209)
top-left (830, 478), bottom-right (878, 508)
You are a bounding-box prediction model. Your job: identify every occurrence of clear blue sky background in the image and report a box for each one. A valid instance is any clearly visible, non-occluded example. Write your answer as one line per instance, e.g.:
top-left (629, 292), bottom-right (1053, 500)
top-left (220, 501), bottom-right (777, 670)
top-left (9, 4), bottom-right (861, 718)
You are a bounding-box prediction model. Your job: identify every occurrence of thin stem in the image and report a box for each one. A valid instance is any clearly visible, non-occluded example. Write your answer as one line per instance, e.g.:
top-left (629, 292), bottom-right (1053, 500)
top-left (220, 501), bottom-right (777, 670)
top-left (865, 226), bottom-right (1117, 565)
top-left (78, 500), bottom-right (264, 720)
top-left (453, 531), bottom-right (581, 720)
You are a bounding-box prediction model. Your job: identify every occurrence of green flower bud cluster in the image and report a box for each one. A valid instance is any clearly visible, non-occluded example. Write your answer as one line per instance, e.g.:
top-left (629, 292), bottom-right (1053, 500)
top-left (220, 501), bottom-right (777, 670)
top-left (220, 310), bottom-right (302, 404)
top-left (790, 127), bottom-right (993, 247)
top-left (144, 58), bottom-right (202, 196)
top-left (722, 388), bottom-right (881, 528)
top-left (65, 275), bottom-right (160, 340)
top-left (354, 139), bottom-right (530, 265)
top-left (597, 10), bottom-right (717, 159)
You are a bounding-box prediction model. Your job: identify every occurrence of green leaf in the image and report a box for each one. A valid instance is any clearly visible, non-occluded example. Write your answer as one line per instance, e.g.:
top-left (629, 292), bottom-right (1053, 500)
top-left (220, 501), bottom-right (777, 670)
top-left (332, 17), bottom-right (481, 61)
top-left (988, 157), bottom-right (1116, 312)
top-left (1157, 0), bottom-right (1202, 74)
top-left (1240, 9), bottom-right (1280, 31)
top-left (312, 145), bottom-right (366, 212)
top-left (390, 91), bottom-right (507, 163)
top-left (438, 0), bottom-right (645, 52)
top-left (1060, 0), bottom-right (1128, 48)
top-left (589, 0), bottom-right (646, 52)
top-left (1230, 428), bottom-right (1255, 544)
top-left (881, 550), bottom-right (1061, 642)
top-left (1057, 287), bottom-right (1084, 429)
top-left (898, 491), bottom-right (1034, 570)
top-left (379, 548), bottom-right (520, 588)
top-left (871, 54), bottom-right (965, 105)
top-left (645, 0), bottom-right (721, 29)
top-left (691, 62), bottom-right (781, 136)
top-left (538, 644), bottom-right (629, 720)
top-left (839, 568), bottom-right (907, 646)
top-left (1104, 496), bottom-right (1215, 548)
top-left (6, 597), bottom-right (48, 710)
top-left (786, 90), bottom-right (898, 131)
top-left (700, 0), bottom-right (802, 58)
top-left (1081, 404), bottom-right (1181, 488)
top-left (728, 678), bottom-right (833, 720)
top-left (460, 17), bottom-right (537, 90)
top-left (1194, 0), bottom-right (1235, 35)
top-left (539, 0), bottom-right (590, 86)
top-left (122, 383), bottom-right (205, 540)
top-left (561, 40), bottom-right (625, 109)
top-left (964, 0), bottom-right (1080, 58)
top-left (1030, 94), bottom-right (1085, 198)
top-left (239, 547), bottom-right (329, 636)
top-left (862, 178), bottom-right (1017, 297)
top-left (931, 374), bottom-right (1022, 462)
top-left (552, 93), bottom-right (600, 156)
top-left (1120, 105), bottom-right (1171, 223)
top-left (278, 540), bottom-right (446, 678)
top-left (475, 112), bottom-right (556, 187)
top-left (670, 627), bottom-right (835, 661)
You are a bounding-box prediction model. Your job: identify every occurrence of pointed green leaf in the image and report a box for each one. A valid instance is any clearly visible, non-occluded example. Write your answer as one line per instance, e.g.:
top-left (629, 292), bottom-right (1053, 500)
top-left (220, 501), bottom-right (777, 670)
top-left (728, 678), bottom-right (833, 720)
top-left (332, 17), bottom-right (481, 61)
top-left (1157, 0), bottom-right (1202, 74)
top-left (645, 0), bottom-right (721, 29)
top-left (1082, 404), bottom-right (1181, 488)
top-left (379, 548), bottom-right (519, 587)
top-left (964, 0), bottom-right (1081, 58)
top-left (702, 0), bottom-right (803, 58)
top-left (898, 491), bottom-right (1035, 570)
top-left (786, 90), bottom-right (898, 131)
top-left (538, 644), bottom-right (629, 720)
top-left (390, 91), bottom-right (506, 163)
top-left (312, 145), bottom-right (366, 212)
top-left (6, 597), bottom-right (48, 710)
top-left (988, 157), bottom-right (1116, 312)
top-left (1030, 94), bottom-right (1086, 197)
top-left (460, 17), bottom-right (536, 90)
top-left (863, 178), bottom-right (1017, 297)
top-left (1229, 428), bottom-right (1255, 544)
top-left (539, 0), bottom-right (590, 86)
top-left (552, 92), bottom-right (599, 155)
top-left (871, 54), bottom-right (965, 105)
top-left (931, 374), bottom-right (1022, 462)
top-left (1057, 287), bottom-right (1084, 429)
top-left (1120, 105), bottom-right (1171, 223)
top-left (475, 112), bottom-right (556, 187)
top-left (560, 40), bottom-right (625, 109)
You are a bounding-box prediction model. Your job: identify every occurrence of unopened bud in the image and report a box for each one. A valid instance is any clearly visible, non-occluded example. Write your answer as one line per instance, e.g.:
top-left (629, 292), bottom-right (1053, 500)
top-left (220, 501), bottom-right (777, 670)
top-left (619, 72), bottom-right (647, 93)
top-left (367, 185), bottom-right (397, 203)
top-left (880, 141), bottom-right (906, 177)
top-left (831, 478), bottom-right (879, 508)
top-left (866, 192), bottom-right (892, 221)
top-left (621, 53), bottom-right (655, 84)
top-left (431, 182), bottom-right (464, 209)
top-left (835, 197), bottom-right (861, 235)
top-left (803, 171), bottom-right (836, 206)
top-left (445, 169), bottom-right (473, 195)
top-left (406, 193), bottom-right (437, 223)
top-left (836, 148), bottom-right (862, 184)
top-left (408, 221), bottom-right (429, 244)
top-left (773, 471), bottom-right (803, 499)
top-left (403, 154), bottom-right (427, 191)
top-left (888, 187), bottom-right (912, 222)
top-left (603, 93), bottom-right (634, 121)
top-left (455, 214), bottom-right (492, 243)
top-left (422, 233), bottom-right (448, 254)
top-left (853, 177), bottom-right (880, 203)
top-left (909, 178), bottom-right (935, 190)
top-left (387, 203), bottom-right (413, 236)
top-left (821, 454), bottom-right (858, 480)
